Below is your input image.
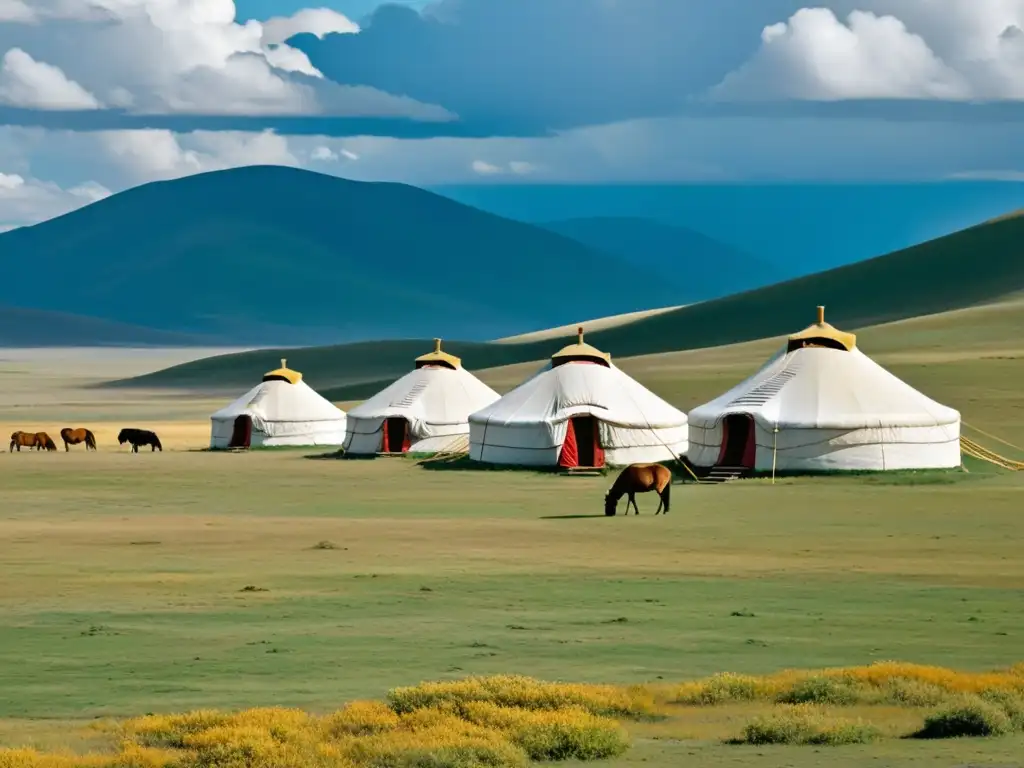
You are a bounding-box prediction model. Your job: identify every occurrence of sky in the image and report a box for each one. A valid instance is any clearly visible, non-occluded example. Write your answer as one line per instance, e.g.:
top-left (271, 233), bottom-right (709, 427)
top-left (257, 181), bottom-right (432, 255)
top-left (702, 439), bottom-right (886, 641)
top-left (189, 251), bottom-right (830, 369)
top-left (2, 0), bottom-right (1024, 231)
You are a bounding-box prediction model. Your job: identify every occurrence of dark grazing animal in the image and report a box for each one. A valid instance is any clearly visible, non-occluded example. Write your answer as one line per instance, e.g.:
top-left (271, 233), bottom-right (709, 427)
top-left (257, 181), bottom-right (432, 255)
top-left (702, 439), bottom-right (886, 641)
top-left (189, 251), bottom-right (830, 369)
top-left (604, 463), bottom-right (672, 516)
top-left (60, 427), bottom-right (97, 451)
top-left (118, 428), bottom-right (163, 453)
top-left (10, 431), bottom-right (57, 452)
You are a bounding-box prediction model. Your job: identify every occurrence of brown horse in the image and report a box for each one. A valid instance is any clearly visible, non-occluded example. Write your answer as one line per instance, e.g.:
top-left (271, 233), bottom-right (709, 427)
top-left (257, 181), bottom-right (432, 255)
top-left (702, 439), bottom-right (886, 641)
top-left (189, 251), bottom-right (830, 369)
top-left (60, 427), bottom-right (97, 452)
top-left (9, 431), bottom-right (57, 452)
top-left (604, 463), bottom-right (672, 516)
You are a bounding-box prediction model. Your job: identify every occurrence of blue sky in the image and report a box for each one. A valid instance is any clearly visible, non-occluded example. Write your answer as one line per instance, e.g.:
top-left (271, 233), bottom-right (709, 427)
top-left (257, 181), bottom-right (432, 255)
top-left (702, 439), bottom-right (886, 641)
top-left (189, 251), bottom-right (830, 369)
top-left (1, 0), bottom-right (1023, 231)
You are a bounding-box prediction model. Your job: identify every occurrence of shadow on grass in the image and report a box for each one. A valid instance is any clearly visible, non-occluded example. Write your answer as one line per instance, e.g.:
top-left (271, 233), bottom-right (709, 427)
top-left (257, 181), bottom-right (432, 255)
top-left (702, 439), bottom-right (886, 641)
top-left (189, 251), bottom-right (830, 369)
top-left (417, 455), bottom-right (571, 475)
top-left (538, 513), bottom-right (610, 520)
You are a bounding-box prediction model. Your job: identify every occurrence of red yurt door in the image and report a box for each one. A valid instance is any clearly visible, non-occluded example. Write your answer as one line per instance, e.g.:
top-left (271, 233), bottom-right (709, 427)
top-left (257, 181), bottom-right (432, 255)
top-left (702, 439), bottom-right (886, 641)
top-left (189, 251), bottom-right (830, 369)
top-left (229, 415), bottom-right (252, 449)
top-left (381, 418), bottom-right (412, 453)
top-left (558, 416), bottom-right (605, 468)
top-left (718, 413), bottom-right (756, 468)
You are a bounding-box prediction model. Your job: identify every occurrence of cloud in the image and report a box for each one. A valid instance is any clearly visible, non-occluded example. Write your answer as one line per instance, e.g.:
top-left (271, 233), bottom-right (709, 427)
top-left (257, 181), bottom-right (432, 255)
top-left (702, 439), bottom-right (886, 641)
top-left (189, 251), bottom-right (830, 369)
top-left (471, 159), bottom-right (537, 176)
top-left (713, 1), bottom-right (1024, 101)
top-left (470, 160), bottom-right (501, 175)
top-left (97, 128), bottom-right (300, 181)
top-left (0, 48), bottom-right (102, 109)
top-left (294, 0), bottom-right (814, 133)
top-left (0, 0), bottom-right (33, 22)
top-left (0, 0), bottom-right (453, 130)
top-left (0, 169), bottom-right (111, 229)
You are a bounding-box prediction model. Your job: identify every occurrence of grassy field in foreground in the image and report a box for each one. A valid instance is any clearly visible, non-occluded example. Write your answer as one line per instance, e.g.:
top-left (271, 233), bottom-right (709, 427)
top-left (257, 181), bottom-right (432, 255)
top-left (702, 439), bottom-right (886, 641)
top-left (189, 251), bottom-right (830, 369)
top-left (1, 452), bottom-right (1023, 766)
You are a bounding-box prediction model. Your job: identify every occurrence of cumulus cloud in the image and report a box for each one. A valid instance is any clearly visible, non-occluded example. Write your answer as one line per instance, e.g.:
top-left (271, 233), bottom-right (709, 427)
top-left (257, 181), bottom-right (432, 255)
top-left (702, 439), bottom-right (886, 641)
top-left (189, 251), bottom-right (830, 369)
top-left (295, 0), bottom-right (813, 133)
top-left (0, 0), bottom-right (452, 127)
top-left (0, 48), bottom-right (102, 109)
top-left (97, 128), bottom-right (300, 181)
top-left (0, 0), bottom-right (33, 22)
top-left (0, 169), bottom-right (111, 229)
top-left (713, 1), bottom-right (1024, 101)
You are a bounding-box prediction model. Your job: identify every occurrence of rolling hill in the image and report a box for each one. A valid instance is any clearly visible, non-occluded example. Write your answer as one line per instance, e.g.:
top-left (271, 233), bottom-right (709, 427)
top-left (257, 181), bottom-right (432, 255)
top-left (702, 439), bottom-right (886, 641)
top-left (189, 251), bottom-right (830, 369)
top-left (0, 166), bottom-right (689, 346)
top-left (0, 306), bottom-right (211, 347)
top-left (539, 217), bottom-right (778, 298)
top-left (111, 207), bottom-right (1024, 398)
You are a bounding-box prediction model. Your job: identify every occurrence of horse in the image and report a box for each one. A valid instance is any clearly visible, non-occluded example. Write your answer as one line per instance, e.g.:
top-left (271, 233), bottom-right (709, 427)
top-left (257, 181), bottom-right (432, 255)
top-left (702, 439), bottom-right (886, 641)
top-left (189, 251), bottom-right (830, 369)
top-left (10, 431), bottom-right (57, 452)
top-left (118, 428), bottom-right (163, 453)
top-left (604, 463), bottom-right (672, 516)
top-left (9, 431), bottom-right (31, 452)
top-left (60, 427), bottom-right (97, 452)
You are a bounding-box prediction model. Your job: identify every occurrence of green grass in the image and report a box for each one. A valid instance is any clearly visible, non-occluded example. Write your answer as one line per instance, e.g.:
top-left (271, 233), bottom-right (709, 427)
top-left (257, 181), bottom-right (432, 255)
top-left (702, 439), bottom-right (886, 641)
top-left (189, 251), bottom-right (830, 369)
top-left (108, 213), bottom-right (1024, 395)
top-left (1, 450), bottom-right (1023, 766)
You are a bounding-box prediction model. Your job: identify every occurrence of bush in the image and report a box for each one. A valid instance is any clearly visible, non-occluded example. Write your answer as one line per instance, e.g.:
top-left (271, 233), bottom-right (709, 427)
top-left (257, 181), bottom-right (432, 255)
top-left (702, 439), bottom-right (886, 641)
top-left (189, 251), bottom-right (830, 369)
top-left (457, 702), bottom-right (630, 761)
top-left (323, 701), bottom-right (400, 737)
top-left (673, 673), bottom-right (768, 705)
top-left (386, 675), bottom-right (657, 719)
top-left (879, 678), bottom-right (950, 707)
top-left (978, 690), bottom-right (1024, 731)
top-left (777, 676), bottom-right (862, 706)
top-left (0, 746), bottom-right (181, 768)
top-left (343, 726), bottom-right (527, 768)
top-left (913, 697), bottom-right (1013, 739)
top-left (740, 705), bottom-right (881, 746)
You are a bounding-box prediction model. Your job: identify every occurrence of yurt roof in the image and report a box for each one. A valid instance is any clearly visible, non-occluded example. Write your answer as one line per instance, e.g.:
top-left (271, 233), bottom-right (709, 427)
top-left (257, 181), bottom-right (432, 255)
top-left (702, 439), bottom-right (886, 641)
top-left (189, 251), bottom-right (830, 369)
top-left (415, 338), bottom-right (461, 370)
top-left (262, 358), bottom-right (302, 384)
top-left (550, 326), bottom-right (611, 367)
top-left (786, 305), bottom-right (857, 352)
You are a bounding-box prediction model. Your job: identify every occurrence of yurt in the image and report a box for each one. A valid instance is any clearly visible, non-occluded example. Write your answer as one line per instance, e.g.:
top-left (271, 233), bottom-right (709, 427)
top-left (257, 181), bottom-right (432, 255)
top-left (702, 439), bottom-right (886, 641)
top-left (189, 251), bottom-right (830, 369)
top-left (687, 306), bottom-right (961, 472)
top-left (343, 339), bottom-right (501, 455)
top-left (209, 359), bottom-right (347, 449)
top-left (468, 328), bottom-right (689, 468)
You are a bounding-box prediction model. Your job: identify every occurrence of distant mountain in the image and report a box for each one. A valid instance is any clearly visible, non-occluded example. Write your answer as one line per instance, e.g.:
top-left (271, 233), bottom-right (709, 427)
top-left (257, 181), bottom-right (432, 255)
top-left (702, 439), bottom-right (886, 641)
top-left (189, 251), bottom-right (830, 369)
top-left (0, 166), bottom-right (689, 347)
top-left (540, 216), bottom-right (777, 300)
top-left (113, 207), bottom-right (1024, 396)
top-left (0, 306), bottom-right (209, 347)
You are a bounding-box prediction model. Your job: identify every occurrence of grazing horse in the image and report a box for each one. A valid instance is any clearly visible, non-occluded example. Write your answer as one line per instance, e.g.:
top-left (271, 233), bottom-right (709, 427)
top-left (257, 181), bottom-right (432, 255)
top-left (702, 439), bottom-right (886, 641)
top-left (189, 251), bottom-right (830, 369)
top-left (118, 428), bottom-right (163, 453)
top-left (60, 427), bottom-right (97, 452)
top-left (10, 431), bottom-right (57, 452)
top-left (604, 463), bottom-right (672, 516)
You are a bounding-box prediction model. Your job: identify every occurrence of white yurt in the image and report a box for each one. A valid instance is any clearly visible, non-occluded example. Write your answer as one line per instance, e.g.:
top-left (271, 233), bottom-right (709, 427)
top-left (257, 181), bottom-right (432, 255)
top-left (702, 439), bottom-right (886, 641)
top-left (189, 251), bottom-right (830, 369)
top-left (687, 306), bottom-right (961, 472)
top-left (343, 339), bottom-right (501, 455)
top-left (209, 359), bottom-right (347, 449)
top-left (468, 327), bottom-right (689, 468)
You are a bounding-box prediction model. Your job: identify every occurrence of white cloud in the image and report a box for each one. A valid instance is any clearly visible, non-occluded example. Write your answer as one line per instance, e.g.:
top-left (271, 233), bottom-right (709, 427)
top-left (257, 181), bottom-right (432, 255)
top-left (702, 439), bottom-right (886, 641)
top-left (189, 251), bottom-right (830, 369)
top-left (714, 1), bottom-right (1024, 101)
top-left (0, 0), bottom-right (450, 118)
top-left (97, 128), bottom-right (299, 181)
top-left (471, 159), bottom-right (539, 176)
top-left (261, 7), bottom-right (359, 46)
top-left (0, 0), bottom-right (33, 22)
top-left (471, 160), bottom-right (502, 175)
top-left (0, 47), bottom-right (102, 109)
top-left (0, 169), bottom-right (111, 229)
top-left (311, 146), bottom-right (338, 161)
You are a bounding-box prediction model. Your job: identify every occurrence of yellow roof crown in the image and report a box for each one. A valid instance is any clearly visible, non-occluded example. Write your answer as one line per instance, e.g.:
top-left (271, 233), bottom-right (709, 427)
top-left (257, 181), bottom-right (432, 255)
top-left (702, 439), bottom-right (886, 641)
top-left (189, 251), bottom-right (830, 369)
top-left (786, 305), bottom-right (857, 352)
top-left (551, 326), bottom-right (612, 367)
top-left (262, 358), bottom-right (303, 384)
top-left (415, 338), bottom-right (461, 369)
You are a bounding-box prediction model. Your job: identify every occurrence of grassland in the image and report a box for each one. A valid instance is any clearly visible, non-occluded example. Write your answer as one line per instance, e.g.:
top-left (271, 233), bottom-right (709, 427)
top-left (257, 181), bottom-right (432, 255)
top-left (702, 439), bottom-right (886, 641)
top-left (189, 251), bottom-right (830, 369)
top-left (1, 300), bottom-right (1023, 767)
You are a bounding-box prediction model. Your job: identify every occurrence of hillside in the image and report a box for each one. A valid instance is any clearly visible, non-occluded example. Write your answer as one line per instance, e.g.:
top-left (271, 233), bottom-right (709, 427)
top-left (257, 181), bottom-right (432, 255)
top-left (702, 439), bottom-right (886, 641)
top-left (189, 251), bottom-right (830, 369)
top-left (0, 306), bottom-right (211, 347)
top-left (111, 208), bottom-right (1024, 396)
top-left (0, 166), bottom-right (687, 346)
top-left (540, 217), bottom-right (778, 298)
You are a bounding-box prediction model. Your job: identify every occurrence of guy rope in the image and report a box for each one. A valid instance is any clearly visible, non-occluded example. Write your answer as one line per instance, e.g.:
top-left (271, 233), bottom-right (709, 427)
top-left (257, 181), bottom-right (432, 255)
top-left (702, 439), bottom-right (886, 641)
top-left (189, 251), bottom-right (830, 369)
top-left (959, 421), bottom-right (1024, 471)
